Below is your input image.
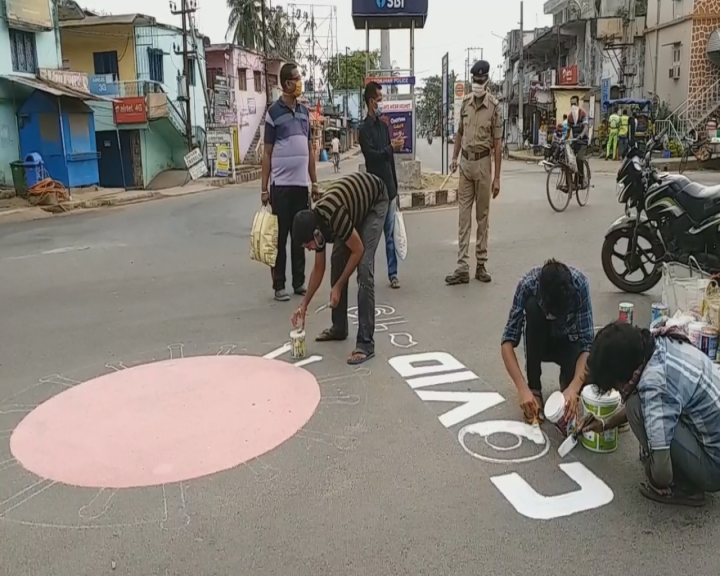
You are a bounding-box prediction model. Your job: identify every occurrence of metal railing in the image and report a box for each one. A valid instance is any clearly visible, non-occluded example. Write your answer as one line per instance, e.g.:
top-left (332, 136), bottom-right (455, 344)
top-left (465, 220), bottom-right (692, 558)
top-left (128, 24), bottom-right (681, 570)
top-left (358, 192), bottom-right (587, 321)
top-left (662, 77), bottom-right (720, 138)
top-left (113, 79), bottom-right (187, 137)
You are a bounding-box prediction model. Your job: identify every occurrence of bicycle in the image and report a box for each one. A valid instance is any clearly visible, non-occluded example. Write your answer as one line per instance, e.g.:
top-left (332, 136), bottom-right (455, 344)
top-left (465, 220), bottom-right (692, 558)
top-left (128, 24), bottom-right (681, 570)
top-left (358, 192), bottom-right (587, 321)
top-left (545, 139), bottom-right (591, 212)
top-left (679, 137), bottom-right (712, 174)
top-left (332, 152), bottom-right (340, 173)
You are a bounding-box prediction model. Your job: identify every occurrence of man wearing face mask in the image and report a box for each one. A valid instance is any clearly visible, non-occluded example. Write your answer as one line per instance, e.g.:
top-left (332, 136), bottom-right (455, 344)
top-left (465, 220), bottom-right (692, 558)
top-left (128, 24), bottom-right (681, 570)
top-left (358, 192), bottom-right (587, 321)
top-left (261, 62), bottom-right (319, 302)
top-left (500, 259), bottom-right (594, 425)
top-left (359, 81), bottom-right (405, 289)
top-left (566, 95), bottom-right (589, 188)
top-left (446, 60), bottom-right (503, 286)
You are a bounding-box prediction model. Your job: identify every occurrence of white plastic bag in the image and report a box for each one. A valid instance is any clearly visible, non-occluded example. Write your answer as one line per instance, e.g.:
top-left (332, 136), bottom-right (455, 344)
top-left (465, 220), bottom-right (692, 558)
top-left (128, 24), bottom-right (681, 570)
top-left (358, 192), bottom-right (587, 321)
top-left (250, 206), bottom-right (278, 267)
top-left (661, 257), bottom-right (710, 319)
top-left (565, 142), bottom-right (578, 174)
top-left (394, 208), bottom-right (408, 261)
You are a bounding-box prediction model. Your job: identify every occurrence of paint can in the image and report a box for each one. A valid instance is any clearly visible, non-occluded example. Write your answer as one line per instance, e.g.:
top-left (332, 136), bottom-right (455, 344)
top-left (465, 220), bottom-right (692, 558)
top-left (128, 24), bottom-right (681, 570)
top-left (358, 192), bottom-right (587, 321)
top-left (651, 302), bottom-right (668, 325)
top-left (687, 321), bottom-right (707, 349)
top-left (290, 329), bottom-right (307, 360)
top-left (544, 391), bottom-right (577, 438)
top-left (580, 386), bottom-right (621, 453)
top-left (700, 326), bottom-right (719, 359)
top-left (618, 302), bottom-right (634, 324)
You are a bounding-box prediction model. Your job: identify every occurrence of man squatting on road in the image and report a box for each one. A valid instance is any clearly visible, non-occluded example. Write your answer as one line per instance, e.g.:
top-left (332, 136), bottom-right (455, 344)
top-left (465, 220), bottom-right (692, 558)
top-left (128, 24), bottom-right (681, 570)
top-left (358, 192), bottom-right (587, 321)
top-left (261, 62), bottom-right (319, 302)
top-left (585, 322), bottom-right (720, 507)
top-left (500, 260), bottom-right (594, 424)
top-left (291, 172), bottom-right (389, 365)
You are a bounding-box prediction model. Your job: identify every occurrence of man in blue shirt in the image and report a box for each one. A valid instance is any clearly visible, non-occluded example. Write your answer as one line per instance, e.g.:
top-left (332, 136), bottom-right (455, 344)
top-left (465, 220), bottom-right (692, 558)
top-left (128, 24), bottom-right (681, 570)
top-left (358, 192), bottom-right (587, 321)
top-left (586, 322), bottom-right (720, 506)
top-left (500, 259), bottom-right (594, 424)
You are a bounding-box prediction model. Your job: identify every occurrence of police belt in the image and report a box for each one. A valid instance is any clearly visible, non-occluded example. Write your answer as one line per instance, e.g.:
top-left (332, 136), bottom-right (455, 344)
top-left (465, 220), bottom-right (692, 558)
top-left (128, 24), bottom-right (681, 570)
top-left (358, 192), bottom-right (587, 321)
top-left (461, 148), bottom-right (490, 161)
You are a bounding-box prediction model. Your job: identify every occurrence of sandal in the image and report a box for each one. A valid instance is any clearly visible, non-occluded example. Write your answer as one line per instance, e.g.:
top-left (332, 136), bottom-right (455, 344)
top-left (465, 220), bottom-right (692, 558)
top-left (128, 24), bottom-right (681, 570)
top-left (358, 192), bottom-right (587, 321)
top-left (315, 328), bottom-right (347, 342)
top-left (639, 481), bottom-right (706, 507)
top-left (347, 349), bottom-right (375, 365)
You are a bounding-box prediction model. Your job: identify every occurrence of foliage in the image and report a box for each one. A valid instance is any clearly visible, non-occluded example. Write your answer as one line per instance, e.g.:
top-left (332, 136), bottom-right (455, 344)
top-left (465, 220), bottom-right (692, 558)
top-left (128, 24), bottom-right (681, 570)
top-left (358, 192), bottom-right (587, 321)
top-left (667, 139), bottom-right (683, 157)
top-left (321, 50), bottom-right (380, 91)
top-left (656, 101), bottom-right (672, 121)
top-left (416, 72), bottom-right (458, 137)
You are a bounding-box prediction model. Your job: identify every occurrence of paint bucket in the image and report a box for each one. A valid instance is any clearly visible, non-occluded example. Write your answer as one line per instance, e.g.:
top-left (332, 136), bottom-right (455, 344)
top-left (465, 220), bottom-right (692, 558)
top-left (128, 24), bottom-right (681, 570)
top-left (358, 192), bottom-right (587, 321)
top-left (688, 321), bottom-right (707, 348)
top-left (580, 386), bottom-right (621, 453)
top-left (544, 391), bottom-right (577, 438)
top-left (290, 329), bottom-right (307, 360)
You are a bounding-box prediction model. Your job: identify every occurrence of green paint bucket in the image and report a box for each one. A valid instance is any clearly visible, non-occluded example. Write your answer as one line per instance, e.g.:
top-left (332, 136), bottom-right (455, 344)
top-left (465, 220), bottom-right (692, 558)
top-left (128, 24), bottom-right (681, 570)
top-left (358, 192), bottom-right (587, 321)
top-left (580, 386), bottom-right (621, 453)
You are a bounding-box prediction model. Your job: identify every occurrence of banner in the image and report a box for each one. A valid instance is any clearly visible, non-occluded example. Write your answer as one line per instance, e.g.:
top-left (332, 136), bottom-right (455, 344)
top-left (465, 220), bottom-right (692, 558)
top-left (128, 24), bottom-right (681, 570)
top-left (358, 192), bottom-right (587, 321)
top-left (382, 99), bottom-right (413, 155)
top-left (215, 145), bottom-right (230, 177)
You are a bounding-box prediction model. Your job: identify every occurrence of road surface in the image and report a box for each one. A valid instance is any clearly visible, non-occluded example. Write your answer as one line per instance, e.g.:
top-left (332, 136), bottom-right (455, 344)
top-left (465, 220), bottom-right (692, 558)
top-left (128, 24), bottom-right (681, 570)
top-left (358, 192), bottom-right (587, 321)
top-left (1, 162), bottom-right (719, 575)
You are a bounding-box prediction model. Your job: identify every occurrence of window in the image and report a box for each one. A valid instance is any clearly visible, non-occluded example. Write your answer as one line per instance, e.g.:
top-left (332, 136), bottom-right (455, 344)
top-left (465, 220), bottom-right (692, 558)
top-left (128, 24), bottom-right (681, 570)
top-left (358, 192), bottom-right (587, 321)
top-left (93, 51), bottom-right (119, 79)
top-left (237, 68), bottom-right (248, 91)
top-left (253, 70), bottom-right (262, 92)
top-left (672, 44), bottom-right (681, 64)
top-left (9, 29), bottom-right (37, 74)
top-left (148, 48), bottom-right (164, 83)
top-left (187, 57), bottom-right (196, 86)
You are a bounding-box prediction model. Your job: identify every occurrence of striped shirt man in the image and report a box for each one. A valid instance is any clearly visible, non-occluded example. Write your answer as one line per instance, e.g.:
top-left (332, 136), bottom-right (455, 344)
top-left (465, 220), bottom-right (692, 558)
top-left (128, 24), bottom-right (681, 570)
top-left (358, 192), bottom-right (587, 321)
top-left (639, 336), bottom-right (720, 464)
top-left (313, 172), bottom-right (386, 249)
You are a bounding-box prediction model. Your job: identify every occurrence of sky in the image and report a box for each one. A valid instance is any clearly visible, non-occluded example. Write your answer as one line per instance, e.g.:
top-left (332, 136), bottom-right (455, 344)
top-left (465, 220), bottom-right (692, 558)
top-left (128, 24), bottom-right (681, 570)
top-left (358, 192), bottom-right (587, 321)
top-left (83, 0), bottom-right (553, 85)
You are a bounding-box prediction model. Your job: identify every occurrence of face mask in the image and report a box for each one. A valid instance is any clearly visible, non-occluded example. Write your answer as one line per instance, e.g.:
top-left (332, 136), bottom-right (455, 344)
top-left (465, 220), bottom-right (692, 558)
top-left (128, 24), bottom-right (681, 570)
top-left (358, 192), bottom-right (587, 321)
top-left (472, 81), bottom-right (487, 97)
top-left (375, 101), bottom-right (384, 115)
top-left (571, 104), bottom-right (579, 114)
top-left (293, 81), bottom-right (302, 98)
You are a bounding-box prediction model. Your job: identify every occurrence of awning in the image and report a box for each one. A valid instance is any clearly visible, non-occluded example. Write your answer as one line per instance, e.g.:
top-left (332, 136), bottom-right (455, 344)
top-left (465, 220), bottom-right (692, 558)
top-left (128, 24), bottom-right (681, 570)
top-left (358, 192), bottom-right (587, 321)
top-left (0, 74), bottom-right (115, 102)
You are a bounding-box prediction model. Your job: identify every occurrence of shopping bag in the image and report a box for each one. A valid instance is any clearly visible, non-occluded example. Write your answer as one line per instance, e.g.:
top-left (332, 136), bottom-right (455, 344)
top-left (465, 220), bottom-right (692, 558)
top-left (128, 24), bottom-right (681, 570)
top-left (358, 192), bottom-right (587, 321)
top-left (661, 257), bottom-right (710, 319)
top-left (564, 142), bottom-right (578, 174)
top-left (394, 208), bottom-right (408, 261)
top-left (704, 276), bottom-right (720, 329)
top-left (250, 206), bottom-right (278, 267)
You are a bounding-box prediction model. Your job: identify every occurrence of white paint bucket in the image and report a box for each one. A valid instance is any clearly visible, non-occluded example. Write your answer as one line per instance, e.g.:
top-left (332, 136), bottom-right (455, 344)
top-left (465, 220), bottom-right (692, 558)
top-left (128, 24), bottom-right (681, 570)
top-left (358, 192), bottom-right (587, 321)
top-left (688, 321), bottom-right (707, 348)
top-left (544, 391), bottom-right (577, 437)
top-left (290, 329), bottom-right (306, 360)
top-left (580, 386), bottom-right (621, 453)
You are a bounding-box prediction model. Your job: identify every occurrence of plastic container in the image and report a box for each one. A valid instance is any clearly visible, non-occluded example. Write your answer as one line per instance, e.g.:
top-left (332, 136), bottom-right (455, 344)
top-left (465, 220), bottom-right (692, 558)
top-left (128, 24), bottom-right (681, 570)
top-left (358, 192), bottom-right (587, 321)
top-left (544, 391), bottom-right (577, 438)
top-left (290, 329), bottom-right (306, 359)
top-left (10, 162), bottom-right (28, 198)
top-left (23, 152), bottom-right (45, 188)
top-left (581, 386), bottom-right (621, 453)
top-left (687, 321), bottom-right (707, 348)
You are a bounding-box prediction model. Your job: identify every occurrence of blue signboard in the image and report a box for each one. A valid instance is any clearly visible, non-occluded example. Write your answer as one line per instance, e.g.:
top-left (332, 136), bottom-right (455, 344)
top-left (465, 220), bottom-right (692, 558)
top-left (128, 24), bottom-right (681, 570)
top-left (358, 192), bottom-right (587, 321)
top-left (89, 74), bottom-right (118, 97)
top-left (365, 75), bottom-right (415, 86)
top-left (601, 78), bottom-right (610, 111)
top-left (352, 0), bottom-right (428, 29)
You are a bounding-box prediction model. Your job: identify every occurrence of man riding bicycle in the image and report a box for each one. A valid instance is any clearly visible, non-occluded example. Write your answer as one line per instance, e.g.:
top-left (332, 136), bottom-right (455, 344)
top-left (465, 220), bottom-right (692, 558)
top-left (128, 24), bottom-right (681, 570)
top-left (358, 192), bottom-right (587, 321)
top-left (566, 95), bottom-right (588, 188)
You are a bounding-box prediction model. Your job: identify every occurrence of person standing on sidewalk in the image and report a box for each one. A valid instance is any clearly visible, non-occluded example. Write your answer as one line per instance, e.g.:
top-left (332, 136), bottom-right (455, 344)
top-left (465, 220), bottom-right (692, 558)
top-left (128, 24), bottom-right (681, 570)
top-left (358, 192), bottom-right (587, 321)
top-left (261, 62), bottom-right (319, 302)
top-left (291, 172), bottom-right (389, 365)
top-left (445, 60), bottom-right (502, 286)
top-left (359, 81), bottom-right (405, 289)
top-left (606, 108), bottom-right (620, 161)
top-left (618, 108), bottom-right (630, 158)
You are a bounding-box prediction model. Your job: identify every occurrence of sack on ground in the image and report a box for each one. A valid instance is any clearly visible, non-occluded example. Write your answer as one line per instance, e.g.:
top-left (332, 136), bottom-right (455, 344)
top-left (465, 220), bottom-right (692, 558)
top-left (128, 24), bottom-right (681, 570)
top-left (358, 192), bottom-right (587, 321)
top-left (394, 209), bottom-right (408, 261)
top-left (250, 206), bottom-right (278, 267)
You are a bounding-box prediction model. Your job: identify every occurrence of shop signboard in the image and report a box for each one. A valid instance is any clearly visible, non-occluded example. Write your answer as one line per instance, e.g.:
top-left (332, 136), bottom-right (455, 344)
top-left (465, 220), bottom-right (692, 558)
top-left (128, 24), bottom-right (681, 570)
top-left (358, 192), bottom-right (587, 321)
top-left (381, 99), bottom-right (413, 155)
top-left (559, 65), bottom-right (578, 86)
top-left (113, 97), bottom-right (147, 124)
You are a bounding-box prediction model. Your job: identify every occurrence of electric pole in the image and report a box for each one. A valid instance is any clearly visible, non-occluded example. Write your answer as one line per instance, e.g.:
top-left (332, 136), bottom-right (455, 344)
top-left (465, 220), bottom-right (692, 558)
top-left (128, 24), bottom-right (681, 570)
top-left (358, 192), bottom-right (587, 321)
top-left (464, 46), bottom-right (483, 91)
top-left (260, 0), bottom-right (271, 104)
top-left (170, 0), bottom-right (197, 151)
top-left (518, 1), bottom-right (524, 144)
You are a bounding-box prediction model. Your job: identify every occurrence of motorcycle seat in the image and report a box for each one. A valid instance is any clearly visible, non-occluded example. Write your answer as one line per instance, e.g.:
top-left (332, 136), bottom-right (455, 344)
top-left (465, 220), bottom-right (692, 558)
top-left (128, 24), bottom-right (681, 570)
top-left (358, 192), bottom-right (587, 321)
top-left (680, 181), bottom-right (720, 200)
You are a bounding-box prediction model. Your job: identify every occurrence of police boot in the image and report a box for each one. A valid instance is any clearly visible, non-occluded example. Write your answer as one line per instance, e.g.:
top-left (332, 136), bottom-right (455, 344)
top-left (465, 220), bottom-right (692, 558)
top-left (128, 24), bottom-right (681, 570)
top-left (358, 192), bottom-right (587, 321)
top-left (475, 265), bottom-right (492, 283)
top-left (444, 270), bottom-right (470, 285)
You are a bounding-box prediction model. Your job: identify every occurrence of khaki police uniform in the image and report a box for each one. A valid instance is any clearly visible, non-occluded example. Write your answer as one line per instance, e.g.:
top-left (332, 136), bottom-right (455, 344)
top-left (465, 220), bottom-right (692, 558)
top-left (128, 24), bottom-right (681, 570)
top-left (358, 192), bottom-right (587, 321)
top-left (455, 92), bottom-right (502, 274)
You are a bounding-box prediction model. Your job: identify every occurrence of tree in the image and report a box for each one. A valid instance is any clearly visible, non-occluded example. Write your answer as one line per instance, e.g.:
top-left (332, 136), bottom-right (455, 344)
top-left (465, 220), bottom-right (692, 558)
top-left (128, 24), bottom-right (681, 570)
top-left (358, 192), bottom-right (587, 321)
top-left (416, 72), bottom-right (457, 137)
top-left (321, 49), bottom-right (380, 91)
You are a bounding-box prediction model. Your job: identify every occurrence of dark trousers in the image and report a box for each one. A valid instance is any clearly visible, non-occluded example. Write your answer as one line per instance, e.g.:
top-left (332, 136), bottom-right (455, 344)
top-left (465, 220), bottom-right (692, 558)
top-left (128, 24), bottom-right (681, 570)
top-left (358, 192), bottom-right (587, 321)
top-left (626, 393), bottom-right (720, 493)
top-left (329, 189), bottom-right (389, 353)
top-left (270, 185), bottom-right (308, 291)
top-left (524, 296), bottom-right (583, 394)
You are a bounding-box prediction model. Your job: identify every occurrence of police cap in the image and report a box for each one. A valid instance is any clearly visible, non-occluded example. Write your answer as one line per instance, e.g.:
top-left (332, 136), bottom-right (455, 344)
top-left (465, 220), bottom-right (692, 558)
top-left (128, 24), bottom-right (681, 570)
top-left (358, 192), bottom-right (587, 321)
top-left (470, 60), bottom-right (490, 79)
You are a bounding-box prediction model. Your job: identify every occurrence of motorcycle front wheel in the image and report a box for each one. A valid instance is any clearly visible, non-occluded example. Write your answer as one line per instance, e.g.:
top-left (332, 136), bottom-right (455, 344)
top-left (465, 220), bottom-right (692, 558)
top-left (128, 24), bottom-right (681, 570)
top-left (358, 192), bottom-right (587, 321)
top-left (601, 225), bottom-right (664, 293)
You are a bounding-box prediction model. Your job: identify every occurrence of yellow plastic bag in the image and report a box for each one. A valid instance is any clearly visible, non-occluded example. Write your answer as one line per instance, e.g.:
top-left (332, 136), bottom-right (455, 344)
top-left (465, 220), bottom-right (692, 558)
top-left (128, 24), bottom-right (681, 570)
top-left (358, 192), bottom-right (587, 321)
top-left (250, 206), bottom-right (278, 267)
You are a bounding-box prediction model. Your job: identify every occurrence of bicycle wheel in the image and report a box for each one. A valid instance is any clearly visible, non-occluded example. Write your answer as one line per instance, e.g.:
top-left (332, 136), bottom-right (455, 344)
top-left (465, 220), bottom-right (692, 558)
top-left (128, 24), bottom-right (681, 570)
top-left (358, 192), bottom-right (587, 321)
top-left (576, 160), bottom-right (591, 206)
top-left (679, 150), bottom-right (689, 174)
top-left (546, 165), bottom-right (572, 213)
top-left (543, 160), bottom-right (553, 173)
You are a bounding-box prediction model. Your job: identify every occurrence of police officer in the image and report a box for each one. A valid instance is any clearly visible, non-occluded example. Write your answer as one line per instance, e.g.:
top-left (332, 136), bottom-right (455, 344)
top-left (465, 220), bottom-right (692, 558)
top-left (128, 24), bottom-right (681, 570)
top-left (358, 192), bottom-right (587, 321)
top-left (445, 60), bottom-right (502, 285)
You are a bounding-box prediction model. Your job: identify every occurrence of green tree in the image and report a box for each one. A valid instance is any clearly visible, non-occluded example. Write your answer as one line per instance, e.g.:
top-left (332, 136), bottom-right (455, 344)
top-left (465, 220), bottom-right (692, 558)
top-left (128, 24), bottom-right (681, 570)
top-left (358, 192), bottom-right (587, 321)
top-left (417, 71), bottom-right (457, 137)
top-left (321, 50), bottom-right (380, 91)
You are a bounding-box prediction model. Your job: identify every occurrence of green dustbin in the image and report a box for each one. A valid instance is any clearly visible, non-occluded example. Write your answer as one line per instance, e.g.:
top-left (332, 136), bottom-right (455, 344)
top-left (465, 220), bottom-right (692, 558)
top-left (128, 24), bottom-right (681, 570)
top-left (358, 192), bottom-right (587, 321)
top-left (10, 162), bottom-right (28, 199)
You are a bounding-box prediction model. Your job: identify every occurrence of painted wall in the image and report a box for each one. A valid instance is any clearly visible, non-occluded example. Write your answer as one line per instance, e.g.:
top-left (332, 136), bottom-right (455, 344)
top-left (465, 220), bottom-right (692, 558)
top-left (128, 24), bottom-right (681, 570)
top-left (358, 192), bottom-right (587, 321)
top-left (647, 0), bottom-right (695, 26)
top-left (135, 25), bottom-right (206, 133)
top-left (0, 0), bottom-right (61, 77)
top-left (0, 100), bottom-right (21, 187)
top-left (643, 20), bottom-right (692, 108)
top-left (59, 25), bottom-right (137, 80)
top-left (140, 124), bottom-right (177, 186)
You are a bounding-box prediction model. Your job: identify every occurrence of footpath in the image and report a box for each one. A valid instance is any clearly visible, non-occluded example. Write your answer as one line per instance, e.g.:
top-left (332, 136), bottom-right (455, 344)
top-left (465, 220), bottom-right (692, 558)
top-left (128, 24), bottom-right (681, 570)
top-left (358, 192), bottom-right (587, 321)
top-left (506, 148), bottom-right (693, 173)
top-left (0, 147), bottom-right (362, 224)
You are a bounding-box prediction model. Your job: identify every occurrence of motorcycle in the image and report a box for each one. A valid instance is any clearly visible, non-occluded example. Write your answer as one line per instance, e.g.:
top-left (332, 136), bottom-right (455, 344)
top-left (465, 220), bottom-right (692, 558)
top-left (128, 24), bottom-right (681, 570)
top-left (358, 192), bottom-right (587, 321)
top-left (602, 127), bottom-right (720, 293)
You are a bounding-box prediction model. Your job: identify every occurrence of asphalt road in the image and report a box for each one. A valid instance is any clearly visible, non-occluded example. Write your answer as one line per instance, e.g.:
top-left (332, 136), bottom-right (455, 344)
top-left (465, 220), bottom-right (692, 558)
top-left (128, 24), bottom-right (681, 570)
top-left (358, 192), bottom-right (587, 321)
top-left (2, 162), bottom-right (720, 575)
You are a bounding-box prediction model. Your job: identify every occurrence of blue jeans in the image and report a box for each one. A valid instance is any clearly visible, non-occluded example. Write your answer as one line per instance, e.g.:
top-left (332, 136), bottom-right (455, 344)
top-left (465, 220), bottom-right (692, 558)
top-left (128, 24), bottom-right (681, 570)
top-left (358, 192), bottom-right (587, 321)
top-left (384, 198), bottom-right (398, 278)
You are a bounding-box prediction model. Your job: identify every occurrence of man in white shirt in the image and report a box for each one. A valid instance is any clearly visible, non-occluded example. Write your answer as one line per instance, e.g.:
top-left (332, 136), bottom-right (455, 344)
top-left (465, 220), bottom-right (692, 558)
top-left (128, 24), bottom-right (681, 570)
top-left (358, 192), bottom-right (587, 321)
top-left (331, 136), bottom-right (340, 163)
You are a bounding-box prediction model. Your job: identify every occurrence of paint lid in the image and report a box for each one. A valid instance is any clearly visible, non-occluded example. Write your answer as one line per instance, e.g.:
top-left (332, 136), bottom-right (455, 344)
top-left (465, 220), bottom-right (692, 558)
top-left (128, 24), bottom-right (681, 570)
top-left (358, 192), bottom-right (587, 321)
top-left (290, 329), bottom-right (305, 339)
top-left (619, 302), bottom-right (634, 308)
top-left (544, 391), bottom-right (566, 423)
top-left (581, 385), bottom-right (621, 406)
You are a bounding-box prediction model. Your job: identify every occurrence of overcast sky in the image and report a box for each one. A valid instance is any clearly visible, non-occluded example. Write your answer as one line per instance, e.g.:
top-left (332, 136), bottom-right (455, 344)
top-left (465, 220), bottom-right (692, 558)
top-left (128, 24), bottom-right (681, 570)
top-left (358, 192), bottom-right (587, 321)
top-left (84, 0), bottom-right (553, 83)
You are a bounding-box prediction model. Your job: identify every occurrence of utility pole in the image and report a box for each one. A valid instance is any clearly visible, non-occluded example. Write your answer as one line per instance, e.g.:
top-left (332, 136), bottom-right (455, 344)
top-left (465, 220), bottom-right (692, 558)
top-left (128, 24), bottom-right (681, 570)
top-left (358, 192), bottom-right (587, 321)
top-left (260, 0), bottom-right (271, 104)
top-left (518, 1), bottom-right (524, 146)
top-left (344, 46), bottom-right (349, 150)
top-left (464, 46), bottom-right (483, 91)
top-left (171, 0), bottom-right (197, 151)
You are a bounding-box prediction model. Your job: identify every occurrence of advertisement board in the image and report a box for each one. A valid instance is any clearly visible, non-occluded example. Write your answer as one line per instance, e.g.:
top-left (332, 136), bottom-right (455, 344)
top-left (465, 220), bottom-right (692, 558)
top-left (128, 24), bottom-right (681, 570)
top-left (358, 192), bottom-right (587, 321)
top-left (381, 100), bottom-right (413, 155)
top-left (6, 0), bottom-right (52, 30)
top-left (113, 97), bottom-right (147, 124)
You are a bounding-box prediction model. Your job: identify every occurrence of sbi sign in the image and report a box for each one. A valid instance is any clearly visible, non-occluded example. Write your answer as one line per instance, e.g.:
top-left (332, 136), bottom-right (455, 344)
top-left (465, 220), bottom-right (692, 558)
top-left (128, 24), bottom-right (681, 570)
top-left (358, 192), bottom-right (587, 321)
top-left (376, 0), bottom-right (406, 7)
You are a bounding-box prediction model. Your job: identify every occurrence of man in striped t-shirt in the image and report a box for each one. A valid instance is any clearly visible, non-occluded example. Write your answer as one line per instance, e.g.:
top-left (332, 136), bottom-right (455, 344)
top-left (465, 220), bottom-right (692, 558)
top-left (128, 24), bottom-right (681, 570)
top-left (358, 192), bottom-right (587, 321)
top-left (291, 172), bottom-right (388, 365)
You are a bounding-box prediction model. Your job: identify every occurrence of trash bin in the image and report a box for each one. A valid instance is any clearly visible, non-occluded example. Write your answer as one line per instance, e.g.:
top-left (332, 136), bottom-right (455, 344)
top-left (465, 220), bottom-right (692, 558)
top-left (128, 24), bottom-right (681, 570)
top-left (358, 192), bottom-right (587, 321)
top-left (23, 152), bottom-right (46, 188)
top-left (10, 161), bottom-right (28, 198)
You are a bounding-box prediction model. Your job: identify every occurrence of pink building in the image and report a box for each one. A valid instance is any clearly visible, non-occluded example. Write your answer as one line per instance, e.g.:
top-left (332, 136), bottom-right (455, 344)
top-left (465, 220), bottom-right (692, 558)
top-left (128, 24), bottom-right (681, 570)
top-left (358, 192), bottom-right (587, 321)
top-left (205, 44), bottom-right (283, 164)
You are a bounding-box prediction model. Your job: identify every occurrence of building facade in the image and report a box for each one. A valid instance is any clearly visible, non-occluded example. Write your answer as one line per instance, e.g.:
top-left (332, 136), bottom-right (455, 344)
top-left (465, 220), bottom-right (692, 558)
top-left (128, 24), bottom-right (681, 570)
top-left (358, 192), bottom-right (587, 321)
top-left (59, 10), bottom-right (207, 188)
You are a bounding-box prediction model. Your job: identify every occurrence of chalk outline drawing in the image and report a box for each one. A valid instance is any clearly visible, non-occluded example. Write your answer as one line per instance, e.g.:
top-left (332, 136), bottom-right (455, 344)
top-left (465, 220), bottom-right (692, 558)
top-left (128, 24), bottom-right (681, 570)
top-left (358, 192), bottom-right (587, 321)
top-left (389, 333), bottom-right (417, 349)
top-left (348, 304), bottom-right (406, 332)
top-left (458, 420), bottom-right (550, 464)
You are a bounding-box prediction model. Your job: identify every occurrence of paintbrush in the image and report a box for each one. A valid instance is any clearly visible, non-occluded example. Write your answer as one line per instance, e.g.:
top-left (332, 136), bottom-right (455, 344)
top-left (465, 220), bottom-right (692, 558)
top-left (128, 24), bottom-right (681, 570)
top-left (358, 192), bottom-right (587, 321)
top-left (558, 414), bottom-right (593, 458)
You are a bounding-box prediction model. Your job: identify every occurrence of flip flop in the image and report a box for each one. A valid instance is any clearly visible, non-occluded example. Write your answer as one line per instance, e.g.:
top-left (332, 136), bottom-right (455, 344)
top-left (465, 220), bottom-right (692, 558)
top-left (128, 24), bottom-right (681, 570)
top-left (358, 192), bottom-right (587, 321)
top-left (315, 329), bottom-right (347, 342)
top-left (638, 482), bottom-right (706, 507)
top-left (347, 350), bottom-right (375, 365)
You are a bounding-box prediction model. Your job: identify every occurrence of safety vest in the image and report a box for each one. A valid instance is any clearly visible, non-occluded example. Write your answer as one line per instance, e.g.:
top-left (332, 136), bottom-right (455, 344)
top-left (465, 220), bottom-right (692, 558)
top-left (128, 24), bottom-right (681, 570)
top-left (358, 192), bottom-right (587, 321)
top-left (609, 114), bottom-right (620, 130)
top-left (619, 115), bottom-right (629, 136)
